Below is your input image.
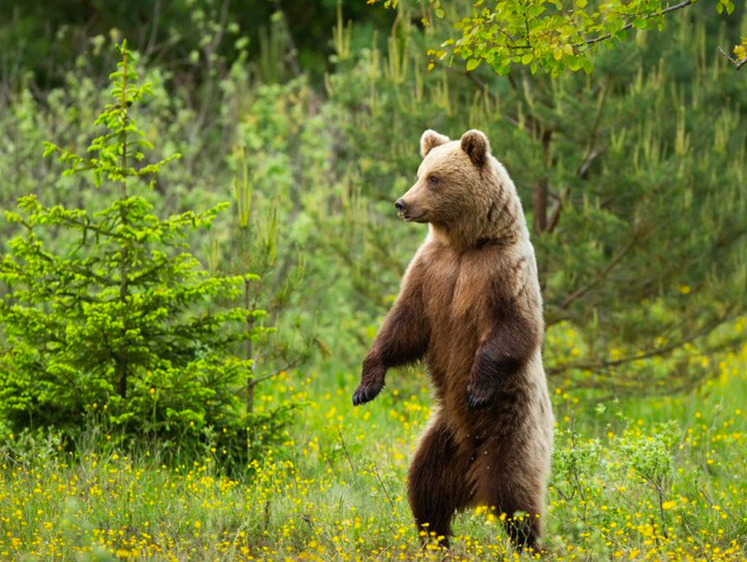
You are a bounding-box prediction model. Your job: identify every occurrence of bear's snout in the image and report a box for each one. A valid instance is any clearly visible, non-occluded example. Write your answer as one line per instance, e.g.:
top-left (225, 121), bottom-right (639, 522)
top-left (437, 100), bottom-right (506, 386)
top-left (395, 197), bottom-right (427, 222)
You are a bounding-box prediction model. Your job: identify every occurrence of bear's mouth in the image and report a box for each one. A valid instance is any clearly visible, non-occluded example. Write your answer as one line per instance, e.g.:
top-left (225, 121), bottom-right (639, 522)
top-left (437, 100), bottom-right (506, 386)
top-left (400, 211), bottom-right (426, 223)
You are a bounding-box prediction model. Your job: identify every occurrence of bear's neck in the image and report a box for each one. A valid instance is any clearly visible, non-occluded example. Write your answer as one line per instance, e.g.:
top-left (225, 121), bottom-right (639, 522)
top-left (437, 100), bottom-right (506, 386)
top-left (430, 182), bottom-right (527, 252)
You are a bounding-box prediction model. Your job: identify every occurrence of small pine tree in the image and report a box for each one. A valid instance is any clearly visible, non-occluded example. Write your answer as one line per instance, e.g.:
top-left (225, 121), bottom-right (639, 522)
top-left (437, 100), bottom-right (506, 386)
top-left (0, 42), bottom-right (263, 464)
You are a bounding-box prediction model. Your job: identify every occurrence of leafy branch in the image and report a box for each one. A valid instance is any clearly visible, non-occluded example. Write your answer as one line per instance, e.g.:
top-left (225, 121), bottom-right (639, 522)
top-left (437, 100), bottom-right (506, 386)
top-left (372, 0), bottom-right (744, 76)
top-left (717, 43), bottom-right (747, 71)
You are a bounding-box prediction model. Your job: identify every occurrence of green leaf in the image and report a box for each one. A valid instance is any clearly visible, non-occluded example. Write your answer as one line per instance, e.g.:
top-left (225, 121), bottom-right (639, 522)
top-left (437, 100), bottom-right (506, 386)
top-left (527, 4), bottom-right (545, 17)
top-left (466, 58), bottom-right (481, 71)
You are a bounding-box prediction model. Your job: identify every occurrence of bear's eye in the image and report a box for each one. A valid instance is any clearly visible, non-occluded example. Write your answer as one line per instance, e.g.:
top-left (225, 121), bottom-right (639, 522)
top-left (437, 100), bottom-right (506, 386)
top-left (428, 175), bottom-right (439, 186)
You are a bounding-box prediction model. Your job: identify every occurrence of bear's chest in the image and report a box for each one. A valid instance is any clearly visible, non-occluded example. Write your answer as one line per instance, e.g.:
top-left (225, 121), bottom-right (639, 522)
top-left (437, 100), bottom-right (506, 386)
top-left (421, 250), bottom-right (495, 327)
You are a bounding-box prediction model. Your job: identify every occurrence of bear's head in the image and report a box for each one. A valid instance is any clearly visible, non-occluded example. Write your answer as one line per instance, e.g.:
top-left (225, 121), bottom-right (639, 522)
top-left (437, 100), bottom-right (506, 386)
top-left (396, 129), bottom-right (509, 244)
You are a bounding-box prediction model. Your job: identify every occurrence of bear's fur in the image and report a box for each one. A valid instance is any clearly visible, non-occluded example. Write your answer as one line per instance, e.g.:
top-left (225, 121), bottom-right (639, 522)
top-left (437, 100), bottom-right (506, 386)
top-left (352, 129), bottom-right (554, 552)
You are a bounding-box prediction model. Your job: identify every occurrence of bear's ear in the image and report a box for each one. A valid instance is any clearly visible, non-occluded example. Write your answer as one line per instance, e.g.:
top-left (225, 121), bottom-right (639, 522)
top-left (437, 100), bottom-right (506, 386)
top-left (460, 129), bottom-right (490, 167)
top-left (420, 129), bottom-right (450, 157)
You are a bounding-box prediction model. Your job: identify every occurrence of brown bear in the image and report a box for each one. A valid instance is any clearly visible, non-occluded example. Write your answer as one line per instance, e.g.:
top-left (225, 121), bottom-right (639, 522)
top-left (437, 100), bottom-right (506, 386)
top-left (352, 129), bottom-right (554, 552)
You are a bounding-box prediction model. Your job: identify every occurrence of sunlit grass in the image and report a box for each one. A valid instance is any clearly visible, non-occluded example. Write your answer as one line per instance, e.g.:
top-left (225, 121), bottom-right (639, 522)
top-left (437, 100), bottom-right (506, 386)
top-left (1, 339), bottom-right (746, 560)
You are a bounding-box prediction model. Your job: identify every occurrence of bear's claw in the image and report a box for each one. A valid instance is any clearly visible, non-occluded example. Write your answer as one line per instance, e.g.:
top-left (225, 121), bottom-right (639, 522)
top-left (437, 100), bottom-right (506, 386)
top-left (352, 382), bottom-right (383, 406)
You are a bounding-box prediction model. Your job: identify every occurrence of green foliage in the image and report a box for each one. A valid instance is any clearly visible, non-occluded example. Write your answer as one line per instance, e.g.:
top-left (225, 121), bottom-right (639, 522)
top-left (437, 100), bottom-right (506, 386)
top-left (0, 43), bottom-right (261, 463)
top-left (373, 0), bottom-right (746, 76)
top-left (0, 0), bottom-right (393, 92)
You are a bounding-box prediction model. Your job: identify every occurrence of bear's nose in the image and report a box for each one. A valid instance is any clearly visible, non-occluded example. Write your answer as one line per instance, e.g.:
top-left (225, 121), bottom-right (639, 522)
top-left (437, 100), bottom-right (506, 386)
top-left (395, 199), bottom-right (407, 213)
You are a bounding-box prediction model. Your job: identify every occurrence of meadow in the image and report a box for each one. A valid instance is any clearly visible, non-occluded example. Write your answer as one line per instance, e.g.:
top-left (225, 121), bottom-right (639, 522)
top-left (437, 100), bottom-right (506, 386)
top-left (2, 323), bottom-right (745, 560)
top-left (1, 2), bottom-right (747, 561)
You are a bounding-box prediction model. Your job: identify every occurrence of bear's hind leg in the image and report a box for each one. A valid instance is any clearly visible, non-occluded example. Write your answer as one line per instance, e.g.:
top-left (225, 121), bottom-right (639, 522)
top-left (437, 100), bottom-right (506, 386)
top-left (472, 452), bottom-right (544, 554)
top-left (407, 418), bottom-right (473, 548)
top-left (501, 502), bottom-right (542, 554)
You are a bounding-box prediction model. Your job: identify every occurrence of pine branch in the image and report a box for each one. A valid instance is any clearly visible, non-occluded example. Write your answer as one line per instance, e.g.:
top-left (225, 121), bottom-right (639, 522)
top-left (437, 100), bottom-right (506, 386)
top-left (248, 361), bottom-right (300, 389)
top-left (62, 216), bottom-right (130, 242)
top-left (557, 231), bottom-right (640, 311)
top-left (548, 311), bottom-right (736, 376)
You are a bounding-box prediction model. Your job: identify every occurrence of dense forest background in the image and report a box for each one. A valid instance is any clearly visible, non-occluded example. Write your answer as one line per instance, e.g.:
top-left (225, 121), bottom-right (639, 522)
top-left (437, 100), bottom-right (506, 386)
top-left (0, 1), bottom-right (745, 559)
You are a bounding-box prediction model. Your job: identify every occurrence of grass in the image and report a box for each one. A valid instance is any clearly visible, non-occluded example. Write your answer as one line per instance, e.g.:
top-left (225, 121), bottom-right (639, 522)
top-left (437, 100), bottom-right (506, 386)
top-left (1, 338), bottom-right (746, 561)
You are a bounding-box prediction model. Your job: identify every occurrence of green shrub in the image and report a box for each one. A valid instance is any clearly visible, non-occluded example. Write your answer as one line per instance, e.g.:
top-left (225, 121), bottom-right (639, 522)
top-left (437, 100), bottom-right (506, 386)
top-left (0, 42), bottom-right (265, 466)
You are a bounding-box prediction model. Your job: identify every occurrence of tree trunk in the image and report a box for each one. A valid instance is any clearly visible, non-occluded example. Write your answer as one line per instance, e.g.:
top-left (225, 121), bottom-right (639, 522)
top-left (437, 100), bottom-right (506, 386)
top-left (532, 129), bottom-right (553, 234)
top-left (533, 177), bottom-right (548, 233)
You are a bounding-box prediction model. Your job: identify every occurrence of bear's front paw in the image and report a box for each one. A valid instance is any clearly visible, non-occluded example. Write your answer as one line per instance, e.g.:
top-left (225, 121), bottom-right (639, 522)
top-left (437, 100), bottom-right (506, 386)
top-left (467, 381), bottom-right (496, 410)
top-left (352, 378), bottom-right (384, 406)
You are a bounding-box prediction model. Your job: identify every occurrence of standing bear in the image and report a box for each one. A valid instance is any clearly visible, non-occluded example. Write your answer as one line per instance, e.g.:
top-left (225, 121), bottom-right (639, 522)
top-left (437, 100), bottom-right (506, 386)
top-left (353, 129), bottom-right (554, 552)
